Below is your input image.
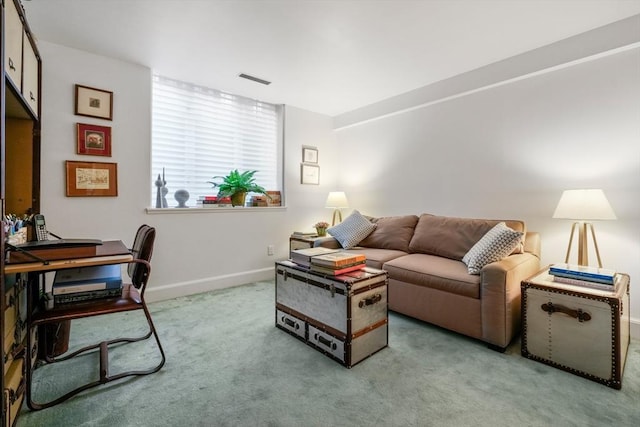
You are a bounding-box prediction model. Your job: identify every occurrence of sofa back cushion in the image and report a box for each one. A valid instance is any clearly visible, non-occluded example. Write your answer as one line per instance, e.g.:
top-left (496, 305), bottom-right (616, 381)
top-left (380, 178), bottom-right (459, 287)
top-left (358, 215), bottom-right (419, 252)
top-left (408, 214), bottom-right (526, 260)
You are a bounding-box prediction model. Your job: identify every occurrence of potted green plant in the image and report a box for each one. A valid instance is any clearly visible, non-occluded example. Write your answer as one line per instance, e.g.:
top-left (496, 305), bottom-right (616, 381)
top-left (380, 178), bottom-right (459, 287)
top-left (208, 169), bottom-right (270, 207)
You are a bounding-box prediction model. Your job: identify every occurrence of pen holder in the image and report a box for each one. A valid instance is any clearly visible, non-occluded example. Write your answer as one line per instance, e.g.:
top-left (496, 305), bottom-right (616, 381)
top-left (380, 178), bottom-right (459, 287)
top-left (6, 227), bottom-right (27, 245)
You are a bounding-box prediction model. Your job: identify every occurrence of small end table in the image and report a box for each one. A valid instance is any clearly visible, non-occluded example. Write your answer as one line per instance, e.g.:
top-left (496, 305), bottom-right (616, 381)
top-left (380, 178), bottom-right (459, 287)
top-left (521, 268), bottom-right (630, 389)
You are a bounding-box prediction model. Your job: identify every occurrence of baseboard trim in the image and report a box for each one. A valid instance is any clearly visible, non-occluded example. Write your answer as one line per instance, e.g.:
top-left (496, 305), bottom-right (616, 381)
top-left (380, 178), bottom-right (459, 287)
top-left (145, 267), bottom-right (274, 303)
top-left (631, 317), bottom-right (640, 340)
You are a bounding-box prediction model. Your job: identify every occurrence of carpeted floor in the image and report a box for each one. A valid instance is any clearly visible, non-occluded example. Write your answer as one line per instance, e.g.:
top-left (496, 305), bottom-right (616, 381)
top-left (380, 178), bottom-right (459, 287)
top-left (17, 280), bottom-right (640, 427)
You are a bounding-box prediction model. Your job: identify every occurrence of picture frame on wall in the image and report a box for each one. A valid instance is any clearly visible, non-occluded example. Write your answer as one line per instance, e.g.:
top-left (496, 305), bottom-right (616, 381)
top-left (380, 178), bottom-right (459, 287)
top-left (66, 160), bottom-right (118, 197)
top-left (300, 163), bottom-right (320, 185)
top-left (75, 84), bottom-right (113, 120)
top-left (77, 123), bottom-right (112, 156)
top-left (302, 146), bottom-right (318, 163)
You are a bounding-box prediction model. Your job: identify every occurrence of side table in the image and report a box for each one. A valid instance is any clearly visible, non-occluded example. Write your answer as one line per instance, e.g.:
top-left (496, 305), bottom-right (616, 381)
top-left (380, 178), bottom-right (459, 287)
top-left (521, 268), bottom-right (630, 389)
top-left (289, 234), bottom-right (334, 258)
top-left (289, 234), bottom-right (320, 252)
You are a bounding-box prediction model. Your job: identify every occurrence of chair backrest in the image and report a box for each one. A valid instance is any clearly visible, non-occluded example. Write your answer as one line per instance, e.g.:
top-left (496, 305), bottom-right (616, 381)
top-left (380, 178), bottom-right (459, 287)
top-left (128, 225), bottom-right (156, 288)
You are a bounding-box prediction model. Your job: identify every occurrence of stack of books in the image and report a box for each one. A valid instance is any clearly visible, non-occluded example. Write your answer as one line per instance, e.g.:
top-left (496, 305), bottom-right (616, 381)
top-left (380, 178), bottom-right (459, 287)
top-left (309, 252), bottom-right (367, 276)
top-left (196, 196), bottom-right (232, 207)
top-left (249, 195), bottom-right (269, 207)
top-left (266, 191), bottom-right (281, 206)
top-left (549, 263), bottom-right (617, 291)
top-left (52, 264), bottom-right (123, 305)
top-left (291, 231), bottom-right (318, 238)
top-left (290, 247), bottom-right (339, 268)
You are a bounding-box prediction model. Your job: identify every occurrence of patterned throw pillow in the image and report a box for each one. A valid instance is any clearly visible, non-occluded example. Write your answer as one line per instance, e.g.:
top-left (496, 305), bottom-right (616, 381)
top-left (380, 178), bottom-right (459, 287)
top-left (327, 210), bottom-right (377, 249)
top-left (462, 222), bottom-right (524, 275)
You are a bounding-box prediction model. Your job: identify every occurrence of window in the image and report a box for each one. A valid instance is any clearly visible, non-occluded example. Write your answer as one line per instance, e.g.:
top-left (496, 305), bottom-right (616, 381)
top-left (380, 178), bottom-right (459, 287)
top-left (151, 75), bottom-right (283, 208)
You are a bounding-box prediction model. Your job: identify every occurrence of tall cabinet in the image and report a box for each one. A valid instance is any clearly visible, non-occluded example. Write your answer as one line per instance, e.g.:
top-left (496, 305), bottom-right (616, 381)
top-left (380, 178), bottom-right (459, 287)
top-left (1, 0), bottom-right (41, 425)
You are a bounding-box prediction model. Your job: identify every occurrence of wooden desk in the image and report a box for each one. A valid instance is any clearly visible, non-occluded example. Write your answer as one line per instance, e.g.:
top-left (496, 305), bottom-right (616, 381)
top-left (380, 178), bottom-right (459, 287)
top-left (4, 240), bottom-right (133, 274)
top-left (2, 240), bottom-right (133, 415)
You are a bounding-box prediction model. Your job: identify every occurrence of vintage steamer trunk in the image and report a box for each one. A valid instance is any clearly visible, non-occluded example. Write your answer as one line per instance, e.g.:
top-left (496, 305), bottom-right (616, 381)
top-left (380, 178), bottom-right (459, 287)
top-left (521, 270), bottom-right (630, 389)
top-left (275, 261), bottom-right (388, 367)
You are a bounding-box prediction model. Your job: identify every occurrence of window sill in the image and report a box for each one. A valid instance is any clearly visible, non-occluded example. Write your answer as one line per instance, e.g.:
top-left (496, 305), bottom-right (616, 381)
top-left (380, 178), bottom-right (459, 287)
top-left (145, 206), bottom-right (287, 214)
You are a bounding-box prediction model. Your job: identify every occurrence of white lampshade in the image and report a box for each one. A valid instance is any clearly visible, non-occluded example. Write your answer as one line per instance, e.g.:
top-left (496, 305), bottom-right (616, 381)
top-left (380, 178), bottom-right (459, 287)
top-left (325, 192), bottom-right (349, 209)
top-left (552, 189), bottom-right (616, 221)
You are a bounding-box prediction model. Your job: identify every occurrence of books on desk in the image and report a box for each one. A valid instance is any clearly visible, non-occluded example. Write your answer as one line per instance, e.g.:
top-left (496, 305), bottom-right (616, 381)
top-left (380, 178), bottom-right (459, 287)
top-left (52, 264), bottom-right (123, 305)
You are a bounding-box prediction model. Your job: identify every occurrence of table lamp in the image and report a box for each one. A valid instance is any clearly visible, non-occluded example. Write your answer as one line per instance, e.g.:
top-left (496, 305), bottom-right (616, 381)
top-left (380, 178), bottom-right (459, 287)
top-left (325, 192), bottom-right (349, 226)
top-left (552, 189), bottom-right (616, 268)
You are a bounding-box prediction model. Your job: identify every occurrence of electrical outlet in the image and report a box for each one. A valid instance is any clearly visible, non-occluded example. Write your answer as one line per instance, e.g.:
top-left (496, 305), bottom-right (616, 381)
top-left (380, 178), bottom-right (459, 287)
top-left (267, 244), bottom-right (274, 256)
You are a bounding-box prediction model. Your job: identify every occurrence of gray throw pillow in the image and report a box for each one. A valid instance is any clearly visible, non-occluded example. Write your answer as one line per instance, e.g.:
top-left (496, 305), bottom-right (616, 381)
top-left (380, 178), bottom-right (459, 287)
top-left (327, 210), bottom-right (377, 249)
top-left (462, 222), bottom-right (524, 275)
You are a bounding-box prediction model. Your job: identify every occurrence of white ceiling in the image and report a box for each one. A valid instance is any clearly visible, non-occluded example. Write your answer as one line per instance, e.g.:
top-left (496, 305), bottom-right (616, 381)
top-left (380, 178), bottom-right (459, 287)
top-left (22, 0), bottom-right (640, 117)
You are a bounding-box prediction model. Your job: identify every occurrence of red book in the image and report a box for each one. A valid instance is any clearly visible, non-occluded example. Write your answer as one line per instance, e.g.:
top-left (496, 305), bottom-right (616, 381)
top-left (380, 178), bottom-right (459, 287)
top-left (309, 262), bottom-right (366, 276)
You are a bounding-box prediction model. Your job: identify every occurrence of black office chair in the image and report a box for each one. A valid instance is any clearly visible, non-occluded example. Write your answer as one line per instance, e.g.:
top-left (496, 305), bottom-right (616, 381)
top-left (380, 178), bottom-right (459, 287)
top-left (26, 225), bottom-right (166, 410)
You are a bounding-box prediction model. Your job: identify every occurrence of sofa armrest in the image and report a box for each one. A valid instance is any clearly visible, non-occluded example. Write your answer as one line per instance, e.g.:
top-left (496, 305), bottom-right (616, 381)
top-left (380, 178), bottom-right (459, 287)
top-left (480, 253), bottom-right (541, 348)
top-left (524, 232), bottom-right (541, 258)
top-left (313, 236), bottom-right (342, 249)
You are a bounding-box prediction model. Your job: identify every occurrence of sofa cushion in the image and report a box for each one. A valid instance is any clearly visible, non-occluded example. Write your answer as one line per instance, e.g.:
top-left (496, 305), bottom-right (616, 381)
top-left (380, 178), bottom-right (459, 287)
top-left (408, 214), bottom-right (526, 260)
top-left (358, 215), bottom-right (419, 252)
top-left (462, 222), bottom-right (524, 274)
top-left (345, 247), bottom-right (408, 270)
top-left (327, 210), bottom-right (377, 249)
top-left (383, 253), bottom-right (481, 299)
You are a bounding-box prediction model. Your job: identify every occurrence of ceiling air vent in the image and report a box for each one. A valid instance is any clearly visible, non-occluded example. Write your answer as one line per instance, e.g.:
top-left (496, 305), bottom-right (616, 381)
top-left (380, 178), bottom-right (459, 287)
top-left (238, 73), bottom-right (271, 86)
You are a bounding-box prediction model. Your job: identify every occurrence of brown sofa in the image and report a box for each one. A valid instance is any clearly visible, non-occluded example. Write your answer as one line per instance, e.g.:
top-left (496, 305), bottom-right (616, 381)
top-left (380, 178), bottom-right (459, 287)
top-left (316, 213), bottom-right (541, 350)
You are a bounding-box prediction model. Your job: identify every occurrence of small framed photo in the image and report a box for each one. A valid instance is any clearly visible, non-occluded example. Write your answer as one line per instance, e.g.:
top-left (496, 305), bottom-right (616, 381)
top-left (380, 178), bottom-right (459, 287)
top-left (302, 146), bottom-right (318, 164)
top-left (300, 163), bottom-right (320, 185)
top-left (66, 160), bottom-right (118, 197)
top-left (75, 84), bottom-right (113, 120)
top-left (77, 123), bottom-right (112, 156)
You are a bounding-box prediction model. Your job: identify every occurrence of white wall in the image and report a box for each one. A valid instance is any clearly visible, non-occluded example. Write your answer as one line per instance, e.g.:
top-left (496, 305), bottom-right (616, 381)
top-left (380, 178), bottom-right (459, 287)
top-left (38, 42), bottom-right (336, 301)
top-left (333, 47), bottom-right (640, 331)
top-left (37, 32), bottom-right (640, 334)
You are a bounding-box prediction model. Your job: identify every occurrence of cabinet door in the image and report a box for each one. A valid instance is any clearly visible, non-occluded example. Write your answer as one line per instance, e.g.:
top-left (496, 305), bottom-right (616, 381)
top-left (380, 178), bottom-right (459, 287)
top-left (4, 0), bottom-right (24, 89)
top-left (22, 33), bottom-right (40, 118)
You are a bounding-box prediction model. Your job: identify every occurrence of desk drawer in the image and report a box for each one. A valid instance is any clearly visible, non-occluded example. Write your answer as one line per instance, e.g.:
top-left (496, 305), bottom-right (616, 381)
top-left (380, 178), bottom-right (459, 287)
top-left (3, 357), bottom-right (25, 427)
top-left (3, 275), bottom-right (28, 376)
top-left (3, 324), bottom-right (24, 377)
top-left (3, 287), bottom-right (17, 339)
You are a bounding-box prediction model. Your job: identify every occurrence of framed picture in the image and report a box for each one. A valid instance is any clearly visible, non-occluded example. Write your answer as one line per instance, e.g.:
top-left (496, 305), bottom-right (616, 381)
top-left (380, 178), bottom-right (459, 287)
top-left (77, 123), bottom-right (112, 156)
top-left (66, 161), bottom-right (118, 197)
top-left (75, 84), bottom-right (113, 120)
top-left (302, 146), bottom-right (318, 163)
top-left (300, 163), bottom-right (320, 185)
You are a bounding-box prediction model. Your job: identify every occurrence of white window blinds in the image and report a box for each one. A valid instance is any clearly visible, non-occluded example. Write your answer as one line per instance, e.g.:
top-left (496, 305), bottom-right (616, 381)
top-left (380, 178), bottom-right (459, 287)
top-left (151, 74), bottom-right (283, 207)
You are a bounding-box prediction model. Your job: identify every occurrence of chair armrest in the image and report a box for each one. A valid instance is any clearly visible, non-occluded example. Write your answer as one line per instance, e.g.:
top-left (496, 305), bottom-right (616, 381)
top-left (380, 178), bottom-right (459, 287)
top-left (480, 253), bottom-right (541, 348)
top-left (313, 237), bottom-right (342, 249)
top-left (127, 258), bottom-right (152, 292)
